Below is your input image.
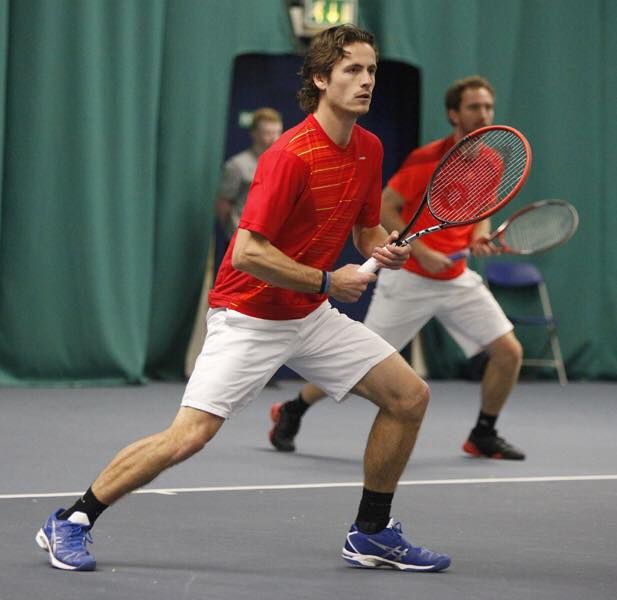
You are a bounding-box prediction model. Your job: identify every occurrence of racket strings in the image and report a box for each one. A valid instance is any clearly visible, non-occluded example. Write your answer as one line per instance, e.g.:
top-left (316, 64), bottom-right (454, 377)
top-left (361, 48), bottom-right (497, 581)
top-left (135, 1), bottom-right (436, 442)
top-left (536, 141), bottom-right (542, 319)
top-left (432, 132), bottom-right (526, 219)
top-left (503, 204), bottom-right (577, 253)
top-left (430, 130), bottom-right (529, 223)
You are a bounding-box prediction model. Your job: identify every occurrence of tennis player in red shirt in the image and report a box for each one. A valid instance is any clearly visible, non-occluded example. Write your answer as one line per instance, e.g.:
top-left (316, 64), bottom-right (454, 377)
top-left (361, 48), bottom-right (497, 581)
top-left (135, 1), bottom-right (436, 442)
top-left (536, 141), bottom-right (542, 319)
top-left (36, 25), bottom-right (450, 573)
top-left (272, 76), bottom-right (525, 461)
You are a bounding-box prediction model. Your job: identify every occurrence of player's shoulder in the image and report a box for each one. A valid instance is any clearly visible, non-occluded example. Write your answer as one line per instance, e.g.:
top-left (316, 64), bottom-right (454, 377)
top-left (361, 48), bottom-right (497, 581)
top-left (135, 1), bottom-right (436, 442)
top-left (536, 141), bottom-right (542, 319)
top-left (392, 136), bottom-right (452, 173)
top-left (409, 136), bottom-right (453, 162)
top-left (256, 123), bottom-right (311, 177)
top-left (270, 116), bottom-right (314, 152)
top-left (225, 148), bottom-right (253, 167)
top-left (353, 122), bottom-right (383, 151)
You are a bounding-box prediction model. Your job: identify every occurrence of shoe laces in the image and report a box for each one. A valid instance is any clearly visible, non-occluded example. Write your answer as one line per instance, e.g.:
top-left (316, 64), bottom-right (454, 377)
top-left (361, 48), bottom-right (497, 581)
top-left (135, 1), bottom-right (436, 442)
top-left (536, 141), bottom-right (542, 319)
top-left (389, 521), bottom-right (439, 559)
top-left (389, 522), bottom-right (412, 553)
top-left (493, 435), bottom-right (515, 450)
top-left (58, 521), bottom-right (94, 551)
top-left (278, 405), bottom-right (301, 436)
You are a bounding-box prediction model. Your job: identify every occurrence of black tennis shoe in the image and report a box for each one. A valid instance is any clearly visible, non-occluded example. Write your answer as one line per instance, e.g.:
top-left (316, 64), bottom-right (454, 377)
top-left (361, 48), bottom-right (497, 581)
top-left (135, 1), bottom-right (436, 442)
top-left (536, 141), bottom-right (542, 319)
top-left (463, 430), bottom-right (526, 460)
top-left (269, 402), bottom-right (301, 452)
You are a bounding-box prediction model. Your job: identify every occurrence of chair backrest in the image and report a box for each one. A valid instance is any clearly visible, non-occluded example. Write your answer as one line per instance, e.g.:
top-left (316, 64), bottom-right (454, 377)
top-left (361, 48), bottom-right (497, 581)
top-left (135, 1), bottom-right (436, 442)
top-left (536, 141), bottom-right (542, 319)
top-left (485, 261), bottom-right (544, 288)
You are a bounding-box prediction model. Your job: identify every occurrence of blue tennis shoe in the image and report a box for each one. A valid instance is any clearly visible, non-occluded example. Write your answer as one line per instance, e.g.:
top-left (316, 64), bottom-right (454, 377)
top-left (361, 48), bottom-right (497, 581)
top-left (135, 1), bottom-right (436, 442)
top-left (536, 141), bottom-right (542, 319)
top-left (342, 519), bottom-right (450, 572)
top-left (36, 508), bottom-right (96, 571)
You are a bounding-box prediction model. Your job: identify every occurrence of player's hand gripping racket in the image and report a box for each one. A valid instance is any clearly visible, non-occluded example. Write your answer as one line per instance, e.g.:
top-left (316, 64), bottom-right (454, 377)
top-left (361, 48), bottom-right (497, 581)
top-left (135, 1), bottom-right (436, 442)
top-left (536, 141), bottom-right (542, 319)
top-left (448, 199), bottom-right (579, 260)
top-left (358, 125), bottom-right (532, 273)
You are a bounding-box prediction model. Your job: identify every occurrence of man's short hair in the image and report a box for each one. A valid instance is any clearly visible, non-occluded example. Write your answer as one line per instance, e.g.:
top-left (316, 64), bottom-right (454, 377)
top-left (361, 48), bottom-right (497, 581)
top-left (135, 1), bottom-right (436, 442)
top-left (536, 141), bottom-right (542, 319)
top-left (445, 75), bottom-right (496, 113)
top-left (297, 24), bottom-right (378, 114)
top-left (251, 107), bottom-right (283, 130)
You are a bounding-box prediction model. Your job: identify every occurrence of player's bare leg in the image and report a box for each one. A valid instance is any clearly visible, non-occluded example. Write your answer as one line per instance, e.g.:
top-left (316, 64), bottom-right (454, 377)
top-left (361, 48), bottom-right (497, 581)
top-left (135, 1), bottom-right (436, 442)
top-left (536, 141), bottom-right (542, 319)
top-left (299, 383), bottom-right (326, 405)
top-left (340, 352), bottom-right (450, 572)
top-left (352, 352), bottom-right (429, 492)
top-left (35, 407), bottom-right (225, 570)
top-left (464, 331), bottom-right (525, 459)
top-left (92, 407), bottom-right (224, 504)
top-left (481, 331), bottom-right (522, 416)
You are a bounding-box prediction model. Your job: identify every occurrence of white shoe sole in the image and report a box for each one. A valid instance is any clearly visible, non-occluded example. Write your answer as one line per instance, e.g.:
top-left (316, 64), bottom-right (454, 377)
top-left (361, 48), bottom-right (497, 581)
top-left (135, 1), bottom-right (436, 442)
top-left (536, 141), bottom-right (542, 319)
top-left (341, 548), bottom-right (449, 572)
top-left (35, 528), bottom-right (88, 571)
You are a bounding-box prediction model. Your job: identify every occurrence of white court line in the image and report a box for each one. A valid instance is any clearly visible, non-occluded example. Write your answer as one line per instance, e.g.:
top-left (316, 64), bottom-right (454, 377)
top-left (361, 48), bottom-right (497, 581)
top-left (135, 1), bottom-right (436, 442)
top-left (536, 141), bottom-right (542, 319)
top-left (1, 474), bottom-right (617, 500)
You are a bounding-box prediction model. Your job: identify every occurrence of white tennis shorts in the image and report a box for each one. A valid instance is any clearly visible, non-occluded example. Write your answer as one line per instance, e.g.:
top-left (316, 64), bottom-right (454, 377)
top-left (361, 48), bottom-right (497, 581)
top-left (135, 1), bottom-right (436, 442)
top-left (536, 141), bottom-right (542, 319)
top-left (364, 268), bottom-right (513, 358)
top-left (181, 301), bottom-right (396, 419)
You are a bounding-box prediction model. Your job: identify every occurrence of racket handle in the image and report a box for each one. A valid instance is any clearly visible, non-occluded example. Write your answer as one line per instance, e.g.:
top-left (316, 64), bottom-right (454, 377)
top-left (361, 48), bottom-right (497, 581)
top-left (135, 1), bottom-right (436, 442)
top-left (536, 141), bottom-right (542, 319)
top-left (358, 256), bottom-right (380, 273)
top-left (448, 249), bottom-right (470, 261)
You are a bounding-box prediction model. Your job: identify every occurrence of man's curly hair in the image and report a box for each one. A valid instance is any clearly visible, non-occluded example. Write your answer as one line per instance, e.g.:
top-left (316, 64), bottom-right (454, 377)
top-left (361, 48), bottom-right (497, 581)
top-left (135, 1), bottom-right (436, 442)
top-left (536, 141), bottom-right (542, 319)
top-left (297, 24), bottom-right (378, 114)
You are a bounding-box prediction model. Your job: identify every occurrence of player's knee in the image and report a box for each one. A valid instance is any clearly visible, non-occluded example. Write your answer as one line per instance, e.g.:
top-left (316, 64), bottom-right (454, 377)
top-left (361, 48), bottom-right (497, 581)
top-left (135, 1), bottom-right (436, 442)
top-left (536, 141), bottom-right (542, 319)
top-left (180, 431), bottom-right (210, 458)
top-left (390, 379), bottom-right (430, 423)
top-left (506, 337), bottom-right (523, 366)
top-left (168, 419), bottom-right (220, 462)
top-left (491, 336), bottom-right (523, 370)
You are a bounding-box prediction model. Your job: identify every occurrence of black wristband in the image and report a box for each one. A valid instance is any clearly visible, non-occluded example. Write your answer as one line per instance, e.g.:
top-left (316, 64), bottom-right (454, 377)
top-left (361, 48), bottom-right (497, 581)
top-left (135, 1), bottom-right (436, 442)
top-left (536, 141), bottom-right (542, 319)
top-left (318, 270), bottom-right (328, 294)
top-left (318, 271), bottom-right (332, 294)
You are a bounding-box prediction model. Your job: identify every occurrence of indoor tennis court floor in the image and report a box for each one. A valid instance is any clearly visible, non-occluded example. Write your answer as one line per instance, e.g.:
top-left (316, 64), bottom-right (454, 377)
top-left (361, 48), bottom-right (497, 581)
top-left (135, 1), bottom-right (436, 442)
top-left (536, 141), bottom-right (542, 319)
top-left (1, 380), bottom-right (616, 600)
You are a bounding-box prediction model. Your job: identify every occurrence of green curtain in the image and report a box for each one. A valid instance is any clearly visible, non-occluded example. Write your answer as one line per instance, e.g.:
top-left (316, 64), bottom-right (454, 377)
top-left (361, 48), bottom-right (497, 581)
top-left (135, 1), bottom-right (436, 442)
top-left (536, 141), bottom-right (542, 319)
top-left (0, 0), bottom-right (293, 384)
top-left (365, 0), bottom-right (617, 379)
top-left (0, 0), bottom-right (615, 384)
top-left (0, 0), bottom-right (8, 236)
top-left (0, 0), bottom-right (167, 384)
top-left (144, 1), bottom-right (294, 379)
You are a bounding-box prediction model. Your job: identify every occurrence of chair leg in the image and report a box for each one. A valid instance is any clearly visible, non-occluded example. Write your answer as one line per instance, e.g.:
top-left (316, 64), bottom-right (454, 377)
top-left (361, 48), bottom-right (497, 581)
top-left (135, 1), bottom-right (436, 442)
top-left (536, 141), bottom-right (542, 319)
top-left (539, 282), bottom-right (568, 385)
top-left (489, 270), bottom-right (569, 385)
top-left (548, 326), bottom-right (568, 385)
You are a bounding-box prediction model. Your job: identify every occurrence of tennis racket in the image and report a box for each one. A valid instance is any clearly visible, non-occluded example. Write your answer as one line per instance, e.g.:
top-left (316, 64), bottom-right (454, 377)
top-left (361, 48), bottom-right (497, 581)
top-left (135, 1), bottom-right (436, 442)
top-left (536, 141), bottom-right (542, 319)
top-left (448, 199), bottom-right (579, 260)
top-left (358, 124), bottom-right (532, 273)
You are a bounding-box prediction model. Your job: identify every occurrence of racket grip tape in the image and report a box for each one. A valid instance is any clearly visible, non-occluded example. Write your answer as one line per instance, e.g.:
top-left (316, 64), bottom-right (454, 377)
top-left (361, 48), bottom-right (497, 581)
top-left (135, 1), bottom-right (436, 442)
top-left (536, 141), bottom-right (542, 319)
top-left (358, 257), bottom-right (380, 273)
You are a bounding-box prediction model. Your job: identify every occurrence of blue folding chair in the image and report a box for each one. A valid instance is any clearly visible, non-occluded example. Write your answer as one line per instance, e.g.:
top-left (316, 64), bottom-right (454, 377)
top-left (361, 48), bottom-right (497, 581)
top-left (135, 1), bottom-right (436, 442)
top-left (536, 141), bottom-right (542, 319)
top-left (484, 261), bottom-right (568, 385)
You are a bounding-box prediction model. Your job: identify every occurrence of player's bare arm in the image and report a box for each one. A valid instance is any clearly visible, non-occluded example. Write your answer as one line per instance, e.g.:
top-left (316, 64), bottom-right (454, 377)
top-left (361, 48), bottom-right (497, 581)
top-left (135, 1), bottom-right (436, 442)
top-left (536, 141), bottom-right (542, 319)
top-left (232, 228), bottom-right (375, 302)
top-left (381, 185), bottom-right (452, 273)
top-left (353, 223), bottom-right (410, 270)
top-left (379, 186), bottom-right (407, 233)
top-left (469, 218), bottom-right (497, 256)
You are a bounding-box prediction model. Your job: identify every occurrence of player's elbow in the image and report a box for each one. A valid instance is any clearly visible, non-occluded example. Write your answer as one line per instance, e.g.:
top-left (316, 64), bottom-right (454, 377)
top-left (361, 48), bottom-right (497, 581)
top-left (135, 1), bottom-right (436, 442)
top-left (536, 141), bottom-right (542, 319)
top-left (231, 244), bottom-right (251, 272)
top-left (232, 229), bottom-right (269, 272)
top-left (231, 239), bottom-right (260, 272)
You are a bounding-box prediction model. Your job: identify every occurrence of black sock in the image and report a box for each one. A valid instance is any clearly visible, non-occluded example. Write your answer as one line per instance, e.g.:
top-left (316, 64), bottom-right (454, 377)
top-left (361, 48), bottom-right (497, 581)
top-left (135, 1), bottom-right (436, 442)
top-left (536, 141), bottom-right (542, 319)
top-left (354, 488), bottom-right (393, 534)
top-left (58, 487), bottom-right (108, 527)
top-left (284, 393), bottom-right (310, 417)
top-left (472, 411), bottom-right (498, 436)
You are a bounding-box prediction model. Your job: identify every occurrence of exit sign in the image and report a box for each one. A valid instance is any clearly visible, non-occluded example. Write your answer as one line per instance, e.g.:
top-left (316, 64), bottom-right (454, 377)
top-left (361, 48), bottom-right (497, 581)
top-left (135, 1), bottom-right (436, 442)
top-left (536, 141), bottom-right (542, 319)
top-left (304, 0), bottom-right (358, 29)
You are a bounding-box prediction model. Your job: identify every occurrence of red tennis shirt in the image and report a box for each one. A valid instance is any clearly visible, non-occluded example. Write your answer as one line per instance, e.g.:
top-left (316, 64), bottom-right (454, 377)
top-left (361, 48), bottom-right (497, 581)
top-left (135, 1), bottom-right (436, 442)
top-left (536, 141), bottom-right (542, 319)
top-left (209, 114), bottom-right (383, 319)
top-left (388, 135), bottom-right (476, 280)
